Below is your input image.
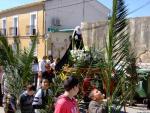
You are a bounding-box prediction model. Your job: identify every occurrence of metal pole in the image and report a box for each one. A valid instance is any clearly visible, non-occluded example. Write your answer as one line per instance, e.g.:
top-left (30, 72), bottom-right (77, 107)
top-left (83, 0), bottom-right (85, 21)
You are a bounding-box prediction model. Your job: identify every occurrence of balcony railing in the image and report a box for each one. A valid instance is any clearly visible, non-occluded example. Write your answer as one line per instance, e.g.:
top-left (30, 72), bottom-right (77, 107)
top-left (9, 27), bottom-right (18, 36)
top-left (26, 25), bottom-right (37, 36)
top-left (0, 28), bottom-right (6, 36)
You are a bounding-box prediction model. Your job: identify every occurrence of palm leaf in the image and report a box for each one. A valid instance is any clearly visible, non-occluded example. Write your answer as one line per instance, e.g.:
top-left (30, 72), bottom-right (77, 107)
top-left (106, 0), bottom-right (129, 91)
top-left (0, 35), bottom-right (37, 101)
top-left (0, 36), bottom-right (17, 68)
top-left (103, 0), bottom-right (134, 112)
top-left (21, 36), bottom-right (37, 82)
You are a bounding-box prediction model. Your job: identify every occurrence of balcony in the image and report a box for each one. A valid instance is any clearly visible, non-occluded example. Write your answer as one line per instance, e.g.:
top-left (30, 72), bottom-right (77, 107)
top-left (9, 27), bottom-right (18, 36)
top-left (0, 28), bottom-right (6, 36)
top-left (26, 25), bottom-right (37, 36)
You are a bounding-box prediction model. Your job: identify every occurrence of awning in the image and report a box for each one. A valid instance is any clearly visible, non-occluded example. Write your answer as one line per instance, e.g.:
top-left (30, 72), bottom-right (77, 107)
top-left (48, 27), bottom-right (73, 32)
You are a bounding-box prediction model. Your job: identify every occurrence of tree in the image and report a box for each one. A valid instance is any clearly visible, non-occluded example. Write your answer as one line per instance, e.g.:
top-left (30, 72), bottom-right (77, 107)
top-left (102, 0), bottom-right (137, 112)
top-left (0, 35), bottom-right (37, 109)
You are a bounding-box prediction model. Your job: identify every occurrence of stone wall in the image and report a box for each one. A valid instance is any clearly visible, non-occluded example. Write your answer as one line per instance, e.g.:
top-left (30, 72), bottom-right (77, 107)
top-left (81, 21), bottom-right (108, 50)
top-left (81, 17), bottom-right (150, 63)
top-left (129, 17), bottom-right (150, 63)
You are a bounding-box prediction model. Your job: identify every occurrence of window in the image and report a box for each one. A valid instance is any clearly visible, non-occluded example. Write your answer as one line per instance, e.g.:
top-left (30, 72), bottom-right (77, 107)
top-left (12, 16), bottom-right (18, 36)
top-left (30, 12), bottom-right (37, 35)
top-left (1, 18), bottom-right (6, 36)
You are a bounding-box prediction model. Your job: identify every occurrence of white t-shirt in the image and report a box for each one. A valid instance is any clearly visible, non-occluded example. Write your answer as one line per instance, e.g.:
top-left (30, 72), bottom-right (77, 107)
top-left (38, 60), bottom-right (47, 72)
top-left (32, 63), bottom-right (39, 73)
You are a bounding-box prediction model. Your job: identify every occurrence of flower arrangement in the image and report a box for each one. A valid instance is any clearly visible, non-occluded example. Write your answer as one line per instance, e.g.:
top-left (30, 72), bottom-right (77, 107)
top-left (70, 48), bottom-right (104, 68)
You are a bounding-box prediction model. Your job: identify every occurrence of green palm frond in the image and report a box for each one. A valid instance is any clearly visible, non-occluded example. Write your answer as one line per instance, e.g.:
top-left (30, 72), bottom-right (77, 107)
top-left (21, 36), bottom-right (37, 81)
top-left (105, 0), bottom-right (130, 99)
top-left (0, 35), bottom-right (37, 100)
top-left (106, 0), bottom-right (129, 67)
top-left (0, 36), bottom-right (17, 68)
top-left (104, 0), bottom-right (134, 112)
top-left (13, 36), bottom-right (20, 55)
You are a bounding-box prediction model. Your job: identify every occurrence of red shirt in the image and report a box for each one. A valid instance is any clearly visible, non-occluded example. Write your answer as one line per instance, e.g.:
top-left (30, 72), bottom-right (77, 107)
top-left (82, 77), bottom-right (92, 96)
top-left (54, 95), bottom-right (78, 113)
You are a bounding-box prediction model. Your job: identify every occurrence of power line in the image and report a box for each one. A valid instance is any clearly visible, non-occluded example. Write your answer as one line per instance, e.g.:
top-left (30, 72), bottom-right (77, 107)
top-left (87, 1), bottom-right (108, 16)
top-left (46, 0), bottom-right (95, 11)
top-left (45, 0), bottom-right (109, 26)
top-left (81, 1), bottom-right (150, 31)
top-left (69, 1), bottom-right (150, 31)
top-left (128, 1), bottom-right (150, 15)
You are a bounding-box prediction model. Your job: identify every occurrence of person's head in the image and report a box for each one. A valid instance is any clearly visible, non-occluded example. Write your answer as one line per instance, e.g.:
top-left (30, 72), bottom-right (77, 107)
top-left (64, 76), bottom-right (79, 96)
top-left (48, 55), bottom-right (54, 63)
top-left (45, 63), bottom-right (53, 72)
top-left (89, 88), bottom-right (105, 102)
top-left (26, 84), bottom-right (36, 95)
top-left (75, 26), bottom-right (81, 34)
top-left (43, 56), bottom-right (47, 60)
top-left (33, 57), bottom-right (38, 64)
top-left (41, 79), bottom-right (49, 90)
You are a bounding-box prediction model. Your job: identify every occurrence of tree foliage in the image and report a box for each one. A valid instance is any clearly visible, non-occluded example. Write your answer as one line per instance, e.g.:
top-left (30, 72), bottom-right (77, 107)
top-left (103, 0), bottom-right (137, 112)
top-left (0, 36), bottom-right (37, 99)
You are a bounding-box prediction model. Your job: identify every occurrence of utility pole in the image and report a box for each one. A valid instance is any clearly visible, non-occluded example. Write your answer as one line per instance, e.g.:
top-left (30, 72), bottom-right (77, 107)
top-left (83, 0), bottom-right (85, 21)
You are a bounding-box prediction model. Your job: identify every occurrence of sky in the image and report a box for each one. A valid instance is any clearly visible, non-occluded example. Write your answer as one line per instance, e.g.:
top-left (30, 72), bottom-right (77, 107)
top-left (0, 0), bottom-right (150, 17)
top-left (98, 0), bottom-right (150, 17)
top-left (0, 0), bottom-right (36, 10)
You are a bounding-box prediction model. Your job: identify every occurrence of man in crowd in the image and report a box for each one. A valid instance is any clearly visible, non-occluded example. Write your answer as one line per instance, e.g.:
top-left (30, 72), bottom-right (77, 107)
top-left (54, 76), bottom-right (80, 113)
top-left (42, 63), bottom-right (55, 83)
top-left (19, 84), bottom-right (35, 113)
top-left (32, 79), bottom-right (52, 113)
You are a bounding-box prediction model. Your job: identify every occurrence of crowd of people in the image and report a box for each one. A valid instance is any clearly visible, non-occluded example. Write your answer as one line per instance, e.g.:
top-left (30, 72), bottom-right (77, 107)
top-left (0, 55), bottom-right (108, 113)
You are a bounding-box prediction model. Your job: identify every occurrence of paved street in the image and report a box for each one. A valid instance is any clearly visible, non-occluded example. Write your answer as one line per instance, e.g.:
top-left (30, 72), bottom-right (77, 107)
top-left (0, 104), bottom-right (150, 113)
top-left (0, 107), bottom-right (4, 113)
top-left (124, 104), bottom-right (150, 113)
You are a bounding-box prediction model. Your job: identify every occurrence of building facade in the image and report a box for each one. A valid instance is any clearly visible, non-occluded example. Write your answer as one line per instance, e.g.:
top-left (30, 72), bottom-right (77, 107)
top-left (45, 0), bottom-right (110, 32)
top-left (45, 0), bottom-right (110, 59)
top-left (0, 0), bottom-right (110, 59)
top-left (0, 1), bottom-right (45, 59)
